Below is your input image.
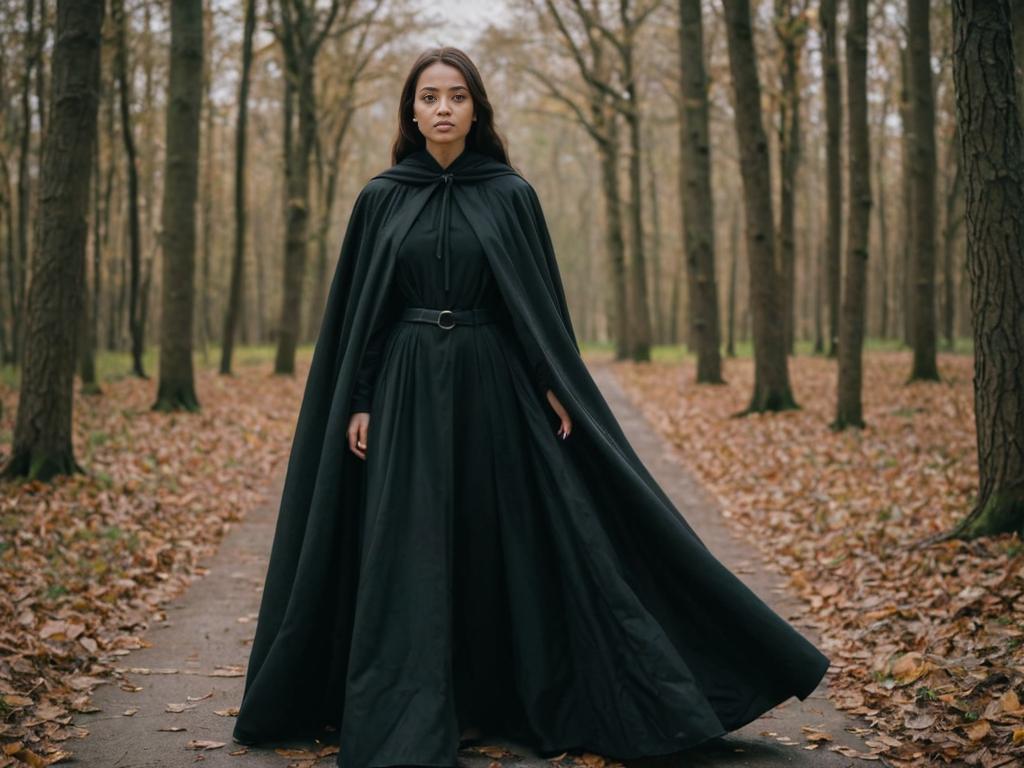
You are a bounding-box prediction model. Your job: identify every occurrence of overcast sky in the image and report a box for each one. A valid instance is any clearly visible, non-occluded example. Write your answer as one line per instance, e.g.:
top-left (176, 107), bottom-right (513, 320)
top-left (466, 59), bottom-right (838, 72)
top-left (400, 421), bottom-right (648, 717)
top-left (412, 0), bottom-right (511, 49)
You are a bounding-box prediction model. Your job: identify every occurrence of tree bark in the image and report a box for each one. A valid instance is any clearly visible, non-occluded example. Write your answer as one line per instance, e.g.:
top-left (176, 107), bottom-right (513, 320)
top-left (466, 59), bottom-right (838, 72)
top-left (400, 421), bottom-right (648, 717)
top-left (908, 0), bottom-right (940, 381)
top-left (3, 0), bottom-right (103, 480)
top-left (820, 0), bottom-right (841, 358)
top-left (941, 123), bottom-right (964, 350)
top-left (774, 0), bottom-right (806, 356)
top-left (945, 0), bottom-right (1024, 538)
top-left (272, 0), bottom-right (342, 374)
top-left (153, 0), bottom-right (203, 411)
top-left (221, 0), bottom-right (257, 375)
top-left (833, 0), bottom-right (871, 429)
top-left (722, 0), bottom-right (798, 413)
top-left (112, 0), bottom-right (146, 378)
top-left (678, 0), bottom-right (723, 383)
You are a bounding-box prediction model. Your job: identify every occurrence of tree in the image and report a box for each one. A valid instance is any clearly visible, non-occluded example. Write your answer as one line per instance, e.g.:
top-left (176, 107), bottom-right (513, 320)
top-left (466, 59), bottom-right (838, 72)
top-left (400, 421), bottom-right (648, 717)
top-left (153, 0), bottom-right (203, 411)
top-left (678, 0), bottom-right (722, 383)
top-left (832, 0), bottom-right (870, 429)
top-left (271, 0), bottom-right (342, 375)
top-left (820, 0), bottom-right (841, 358)
top-left (722, 0), bottom-right (798, 413)
top-left (3, 0), bottom-right (104, 480)
top-left (774, 0), bottom-right (809, 356)
top-left (221, 0), bottom-right (258, 376)
top-left (907, 0), bottom-right (939, 381)
top-left (112, 0), bottom-right (147, 378)
top-left (943, 0), bottom-right (1024, 539)
top-left (526, 0), bottom-right (630, 360)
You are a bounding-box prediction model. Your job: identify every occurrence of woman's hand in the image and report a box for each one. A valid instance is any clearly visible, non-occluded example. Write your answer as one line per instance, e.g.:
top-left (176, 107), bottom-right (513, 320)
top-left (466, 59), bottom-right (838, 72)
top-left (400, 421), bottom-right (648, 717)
top-left (348, 412), bottom-right (370, 460)
top-left (545, 389), bottom-right (572, 439)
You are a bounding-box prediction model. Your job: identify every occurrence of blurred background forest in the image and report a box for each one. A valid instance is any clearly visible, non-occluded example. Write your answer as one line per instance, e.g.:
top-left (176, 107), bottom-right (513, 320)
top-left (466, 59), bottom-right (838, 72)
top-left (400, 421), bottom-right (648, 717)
top-left (0, 0), bottom-right (982, 379)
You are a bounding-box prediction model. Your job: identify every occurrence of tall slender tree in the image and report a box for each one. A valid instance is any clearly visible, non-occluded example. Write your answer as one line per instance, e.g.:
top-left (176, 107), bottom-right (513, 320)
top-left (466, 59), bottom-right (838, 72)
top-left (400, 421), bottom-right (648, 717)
top-left (943, 0), bottom-right (1024, 539)
top-left (678, 0), bottom-right (722, 383)
top-left (3, 0), bottom-right (104, 480)
top-left (908, 0), bottom-right (940, 381)
top-left (527, 0), bottom-right (630, 359)
top-left (820, 0), bottom-right (841, 358)
top-left (112, 0), bottom-right (146, 378)
top-left (221, 0), bottom-right (258, 375)
top-left (153, 0), bottom-right (203, 411)
top-left (833, 0), bottom-right (871, 429)
top-left (722, 0), bottom-right (798, 413)
top-left (774, 0), bottom-right (808, 356)
top-left (271, 0), bottom-right (342, 375)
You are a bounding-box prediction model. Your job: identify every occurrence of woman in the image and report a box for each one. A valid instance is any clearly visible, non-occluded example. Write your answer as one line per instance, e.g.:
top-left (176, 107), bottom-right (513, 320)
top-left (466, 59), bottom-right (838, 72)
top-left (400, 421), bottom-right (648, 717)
top-left (233, 46), bottom-right (830, 768)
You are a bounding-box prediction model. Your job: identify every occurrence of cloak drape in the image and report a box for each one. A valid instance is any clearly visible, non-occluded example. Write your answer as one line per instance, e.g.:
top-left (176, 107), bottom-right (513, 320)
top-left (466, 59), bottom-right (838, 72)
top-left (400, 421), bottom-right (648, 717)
top-left (232, 148), bottom-right (830, 768)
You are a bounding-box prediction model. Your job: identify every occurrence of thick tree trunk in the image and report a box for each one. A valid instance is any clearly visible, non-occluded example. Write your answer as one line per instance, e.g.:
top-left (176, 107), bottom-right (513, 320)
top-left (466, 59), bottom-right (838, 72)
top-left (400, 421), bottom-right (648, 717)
top-left (723, 0), bottom-right (797, 413)
top-left (945, 0), bottom-right (1024, 539)
top-left (221, 0), bottom-right (256, 376)
top-left (678, 0), bottom-right (722, 383)
top-left (153, 0), bottom-right (203, 411)
top-left (833, 0), bottom-right (871, 430)
top-left (908, 0), bottom-right (940, 381)
top-left (3, 0), bottom-right (103, 480)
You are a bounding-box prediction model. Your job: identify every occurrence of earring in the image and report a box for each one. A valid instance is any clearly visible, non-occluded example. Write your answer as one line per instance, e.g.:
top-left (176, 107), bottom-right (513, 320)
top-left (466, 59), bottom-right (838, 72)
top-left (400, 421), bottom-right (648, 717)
top-left (412, 117), bottom-right (417, 122)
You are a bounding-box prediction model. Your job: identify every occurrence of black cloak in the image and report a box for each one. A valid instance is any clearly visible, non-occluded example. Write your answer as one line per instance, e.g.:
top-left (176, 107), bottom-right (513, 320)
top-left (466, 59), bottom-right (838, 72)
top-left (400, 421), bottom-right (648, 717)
top-left (232, 147), bottom-right (831, 768)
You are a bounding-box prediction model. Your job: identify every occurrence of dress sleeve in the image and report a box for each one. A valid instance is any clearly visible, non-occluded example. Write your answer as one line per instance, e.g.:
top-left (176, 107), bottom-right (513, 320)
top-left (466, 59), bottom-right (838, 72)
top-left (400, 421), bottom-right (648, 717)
top-left (350, 283), bottom-right (402, 413)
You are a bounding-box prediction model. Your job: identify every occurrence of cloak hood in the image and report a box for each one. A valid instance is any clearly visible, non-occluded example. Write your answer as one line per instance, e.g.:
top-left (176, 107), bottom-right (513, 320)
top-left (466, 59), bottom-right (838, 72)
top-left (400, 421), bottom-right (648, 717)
top-left (233, 144), bottom-right (830, 756)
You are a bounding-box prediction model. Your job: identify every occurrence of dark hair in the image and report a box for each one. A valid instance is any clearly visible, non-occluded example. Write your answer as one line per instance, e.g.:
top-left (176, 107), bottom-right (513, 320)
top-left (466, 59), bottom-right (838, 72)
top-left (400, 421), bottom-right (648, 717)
top-left (391, 46), bottom-right (511, 167)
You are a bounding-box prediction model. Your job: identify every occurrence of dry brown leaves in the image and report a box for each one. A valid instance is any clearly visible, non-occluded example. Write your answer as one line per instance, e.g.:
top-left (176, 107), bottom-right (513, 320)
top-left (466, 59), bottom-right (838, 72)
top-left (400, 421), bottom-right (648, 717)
top-left (0, 363), bottom-right (305, 765)
top-left (615, 350), bottom-right (1024, 768)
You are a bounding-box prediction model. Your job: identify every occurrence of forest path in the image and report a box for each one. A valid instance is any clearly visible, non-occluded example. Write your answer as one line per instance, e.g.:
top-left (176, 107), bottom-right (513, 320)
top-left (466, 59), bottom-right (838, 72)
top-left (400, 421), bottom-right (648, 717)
top-left (70, 361), bottom-right (885, 768)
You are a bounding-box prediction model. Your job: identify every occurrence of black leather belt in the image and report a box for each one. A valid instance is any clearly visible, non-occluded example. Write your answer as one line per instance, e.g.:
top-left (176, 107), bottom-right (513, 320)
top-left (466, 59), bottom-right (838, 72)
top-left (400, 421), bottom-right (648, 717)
top-left (400, 306), bottom-right (497, 330)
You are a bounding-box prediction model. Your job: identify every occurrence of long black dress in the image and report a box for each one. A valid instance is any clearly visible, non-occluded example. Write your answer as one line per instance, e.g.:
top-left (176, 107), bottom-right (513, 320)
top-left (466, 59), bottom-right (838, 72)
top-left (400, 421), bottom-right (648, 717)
top-left (345, 148), bottom-right (557, 759)
top-left (232, 146), bottom-right (831, 768)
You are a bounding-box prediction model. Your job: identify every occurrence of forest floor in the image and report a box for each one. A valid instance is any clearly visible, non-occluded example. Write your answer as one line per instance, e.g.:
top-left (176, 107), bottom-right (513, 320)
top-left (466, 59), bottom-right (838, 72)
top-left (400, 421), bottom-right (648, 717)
top-left (613, 350), bottom-right (1024, 768)
top-left (0, 347), bottom-right (1017, 767)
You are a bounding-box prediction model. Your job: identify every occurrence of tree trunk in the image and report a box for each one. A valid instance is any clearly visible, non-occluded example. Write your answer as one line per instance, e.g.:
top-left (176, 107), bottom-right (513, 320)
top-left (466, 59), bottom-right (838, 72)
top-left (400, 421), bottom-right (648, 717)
top-left (899, 44), bottom-right (914, 346)
top-left (908, 0), bottom-right (940, 381)
top-left (221, 0), bottom-right (256, 376)
top-left (945, 0), bottom-right (1024, 539)
top-left (821, 0), bottom-right (841, 358)
top-left (598, 134), bottom-right (629, 360)
top-left (723, 0), bottom-right (797, 413)
top-left (775, 0), bottom-right (804, 356)
top-left (833, 0), bottom-right (871, 429)
top-left (941, 124), bottom-right (964, 350)
top-left (3, 0), bottom-right (103, 480)
top-left (623, 51), bottom-right (652, 361)
top-left (153, 0), bottom-right (202, 411)
top-left (112, 0), bottom-right (146, 378)
top-left (678, 0), bottom-right (723, 383)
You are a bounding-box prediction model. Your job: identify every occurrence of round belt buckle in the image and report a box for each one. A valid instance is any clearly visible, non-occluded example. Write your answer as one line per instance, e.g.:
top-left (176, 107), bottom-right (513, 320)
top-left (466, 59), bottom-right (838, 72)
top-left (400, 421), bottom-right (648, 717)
top-left (437, 309), bottom-right (456, 330)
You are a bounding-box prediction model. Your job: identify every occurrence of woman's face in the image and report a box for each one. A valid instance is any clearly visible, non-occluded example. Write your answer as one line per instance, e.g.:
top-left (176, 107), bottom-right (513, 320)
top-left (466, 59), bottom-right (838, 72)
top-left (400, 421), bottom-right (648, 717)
top-left (412, 61), bottom-right (476, 150)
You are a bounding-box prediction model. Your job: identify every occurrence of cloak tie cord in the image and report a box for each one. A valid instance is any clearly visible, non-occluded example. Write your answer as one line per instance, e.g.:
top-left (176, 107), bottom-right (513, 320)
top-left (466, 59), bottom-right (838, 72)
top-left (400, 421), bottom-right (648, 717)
top-left (434, 172), bottom-right (454, 294)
